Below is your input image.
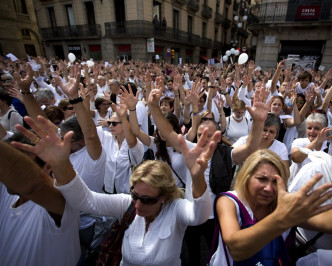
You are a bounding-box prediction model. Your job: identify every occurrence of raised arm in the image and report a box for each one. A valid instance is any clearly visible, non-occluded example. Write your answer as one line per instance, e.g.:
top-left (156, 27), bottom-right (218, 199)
top-left (217, 173), bottom-right (332, 261)
top-left (284, 92), bottom-right (301, 128)
top-left (321, 86), bottom-right (332, 112)
top-left (148, 84), bottom-right (182, 152)
top-left (270, 60), bottom-right (285, 94)
top-left (120, 84), bottom-right (151, 147)
top-left (13, 63), bottom-right (47, 120)
top-left (232, 87), bottom-right (269, 164)
top-left (55, 64), bottom-right (102, 160)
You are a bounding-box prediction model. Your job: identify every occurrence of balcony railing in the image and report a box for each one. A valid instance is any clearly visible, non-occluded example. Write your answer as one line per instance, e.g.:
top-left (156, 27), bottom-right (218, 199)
top-left (222, 18), bottom-right (231, 29)
top-left (214, 12), bottom-right (225, 24)
top-left (212, 40), bottom-right (222, 50)
top-left (40, 24), bottom-right (102, 40)
top-left (201, 37), bottom-right (212, 48)
top-left (105, 20), bottom-right (202, 46)
top-left (172, 0), bottom-right (186, 4)
top-left (17, 13), bottom-right (30, 21)
top-left (201, 4), bottom-right (213, 19)
top-left (248, 2), bottom-right (332, 25)
top-left (187, 0), bottom-right (199, 12)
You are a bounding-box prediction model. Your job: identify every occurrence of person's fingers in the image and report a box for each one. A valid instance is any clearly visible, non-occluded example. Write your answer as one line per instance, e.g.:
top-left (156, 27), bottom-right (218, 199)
top-left (10, 141), bottom-right (36, 154)
top-left (275, 174), bottom-right (287, 194)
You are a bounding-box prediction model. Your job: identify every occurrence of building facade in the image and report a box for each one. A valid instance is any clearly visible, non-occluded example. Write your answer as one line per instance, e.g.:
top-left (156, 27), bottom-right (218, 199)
top-left (0, 0), bottom-right (43, 58)
top-left (34, 0), bottom-right (251, 64)
top-left (248, 0), bottom-right (332, 70)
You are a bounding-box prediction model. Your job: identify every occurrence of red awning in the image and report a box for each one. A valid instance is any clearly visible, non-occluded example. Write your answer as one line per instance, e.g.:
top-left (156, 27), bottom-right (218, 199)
top-left (214, 57), bottom-right (220, 61)
top-left (200, 55), bottom-right (209, 61)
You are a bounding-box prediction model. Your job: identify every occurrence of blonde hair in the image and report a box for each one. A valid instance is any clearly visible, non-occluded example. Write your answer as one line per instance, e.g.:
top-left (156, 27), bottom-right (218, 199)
top-left (130, 160), bottom-right (182, 203)
top-left (234, 149), bottom-right (288, 212)
top-left (232, 99), bottom-right (246, 112)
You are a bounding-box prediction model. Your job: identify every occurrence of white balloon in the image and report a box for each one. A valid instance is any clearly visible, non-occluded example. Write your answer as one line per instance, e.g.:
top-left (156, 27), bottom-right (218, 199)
top-left (238, 53), bottom-right (249, 65)
top-left (226, 50), bottom-right (231, 56)
top-left (234, 50), bottom-right (240, 56)
top-left (223, 55), bottom-right (228, 62)
top-left (230, 48), bottom-right (236, 54)
top-left (234, 16), bottom-right (239, 21)
top-left (87, 60), bottom-right (94, 67)
top-left (68, 53), bottom-right (76, 63)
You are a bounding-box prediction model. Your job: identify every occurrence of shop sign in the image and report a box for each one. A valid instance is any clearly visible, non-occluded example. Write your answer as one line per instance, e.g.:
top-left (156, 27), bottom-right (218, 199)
top-left (296, 6), bottom-right (321, 21)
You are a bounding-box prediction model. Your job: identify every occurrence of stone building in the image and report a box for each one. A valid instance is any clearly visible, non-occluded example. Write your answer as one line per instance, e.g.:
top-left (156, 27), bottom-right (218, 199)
top-left (248, 0), bottom-right (332, 70)
top-left (34, 0), bottom-right (251, 63)
top-left (0, 0), bottom-right (43, 58)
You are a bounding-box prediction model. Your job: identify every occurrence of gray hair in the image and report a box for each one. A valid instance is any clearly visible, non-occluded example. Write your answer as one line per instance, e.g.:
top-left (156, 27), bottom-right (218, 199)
top-left (306, 113), bottom-right (328, 128)
top-left (109, 79), bottom-right (120, 86)
top-left (60, 116), bottom-right (84, 141)
top-left (265, 113), bottom-right (281, 138)
top-left (35, 88), bottom-right (55, 101)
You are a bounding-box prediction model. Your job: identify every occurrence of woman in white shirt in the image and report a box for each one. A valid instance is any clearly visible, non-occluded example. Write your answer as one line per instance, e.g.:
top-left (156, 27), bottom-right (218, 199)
top-left (224, 100), bottom-right (252, 144)
top-left (12, 115), bottom-right (220, 266)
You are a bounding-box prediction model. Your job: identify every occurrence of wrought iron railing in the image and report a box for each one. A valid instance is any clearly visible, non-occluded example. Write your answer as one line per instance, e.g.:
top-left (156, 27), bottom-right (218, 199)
top-left (187, 0), bottom-right (199, 12)
top-left (40, 24), bottom-right (102, 40)
top-left (248, 1), bottom-right (332, 25)
top-left (105, 20), bottom-right (203, 46)
top-left (201, 4), bottom-right (213, 19)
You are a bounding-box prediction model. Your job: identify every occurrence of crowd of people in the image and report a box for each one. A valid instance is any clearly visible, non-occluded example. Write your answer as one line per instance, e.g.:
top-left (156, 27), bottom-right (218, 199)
top-left (0, 54), bottom-right (332, 266)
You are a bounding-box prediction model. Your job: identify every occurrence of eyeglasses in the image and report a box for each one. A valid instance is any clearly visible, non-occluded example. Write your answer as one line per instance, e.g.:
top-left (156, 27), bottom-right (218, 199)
top-left (64, 106), bottom-right (74, 110)
top-left (296, 100), bottom-right (304, 104)
top-left (107, 121), bottom-right (122, 126)
top-left (201, 117), bottom-right (214, 121)
top-left (130, 187), bottom-right (162, 205)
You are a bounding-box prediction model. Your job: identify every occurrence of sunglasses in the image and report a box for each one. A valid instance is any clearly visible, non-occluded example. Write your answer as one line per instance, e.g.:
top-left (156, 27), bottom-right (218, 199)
top-left (107, 121), bottom-right (122, 126)
top-left (64, 106), bottom-right (74, 110)
top-left (296, 100), bottom-right (304, 104)
top-left (201, 117), bottom-right (214, 121)
top-left (130, 187), bottom-right (162, 205)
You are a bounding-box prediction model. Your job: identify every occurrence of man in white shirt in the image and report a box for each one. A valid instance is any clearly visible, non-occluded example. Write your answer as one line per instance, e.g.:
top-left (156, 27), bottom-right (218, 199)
top-left (96, 75), bottom-right (110, 97)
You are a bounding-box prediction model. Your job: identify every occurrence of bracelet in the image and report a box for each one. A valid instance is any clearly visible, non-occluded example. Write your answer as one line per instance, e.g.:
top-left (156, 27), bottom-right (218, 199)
top-left (69, 96), bottom-right (83, 104)
top-left (129, 108), bottom-right (136, 111)
top-left (20, 90), bottom-right (32, 95)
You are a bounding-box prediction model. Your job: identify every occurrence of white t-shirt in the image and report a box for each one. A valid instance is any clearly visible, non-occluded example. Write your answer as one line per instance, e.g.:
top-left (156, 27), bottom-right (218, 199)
top-left (233, 136), bottom-right (288, 161)
top-left (0, 183), bottom-right (80, 266)
top-left (290, 138), bottom-right (331, 179)
top-left (224, 116), bottom-right (252, 144)
top-left (69, 145), bottom-right (106, 193)
top-left (136, 100), bottom-right (149, 135)
top-left (0, 106), bottom-right (23, 132)
top-left (98, 129), bottom-right (144, 194)
top-left (56, 173), bottom-right (211, 266)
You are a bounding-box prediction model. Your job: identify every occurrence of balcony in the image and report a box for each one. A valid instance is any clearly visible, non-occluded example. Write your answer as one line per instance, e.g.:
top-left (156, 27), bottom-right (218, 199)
top-left (248, 2), bottom-right (332, 26)
top-left (215, 12), bottom-right (225, 24)
top-left (201, 4), bottom-right (213, 19)
top-left (172, 0), bottom-right (186, 5)
top-left (212, 40), bottom-right (222, 50)
top-left (187, 0), bottom-right (199, 12)
top-left (105, 20), bottom-right (201, 46)
top-left (238, 28), bottom-right (249, 38)
top-left (201, 37), bottom-right (212, 48)
top-left (17, 13), bottom-right (30, 21)
top-left (222, 18), bottom-right (231, 29)
top-left (225, 0), bottom-right (232, 5)
top-left (40, 24), bottom-right (102, 40)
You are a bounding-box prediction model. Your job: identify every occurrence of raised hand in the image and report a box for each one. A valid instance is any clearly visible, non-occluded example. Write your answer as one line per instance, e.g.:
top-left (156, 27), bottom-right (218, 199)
top-left (119, 84), bottom-right (138, 110)
top-left (275, 173), bottom-right (332, 228)
top-left (13, 63), bottom-right (33, 91)
top-left (247, 87), bottom-right (269, 122)
top-left (179, 128), bottom-right (220, 181)
top-left (55, 64), bottom-right (81, 99)
top-left (214, 94), bottom-right (224, 113)
top-left (11, 116), bottom-right (73, 169)
top-left (111, 99), bottom-right (127, 119)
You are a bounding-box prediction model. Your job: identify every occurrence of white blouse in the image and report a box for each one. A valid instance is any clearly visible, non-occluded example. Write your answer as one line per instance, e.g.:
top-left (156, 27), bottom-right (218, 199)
top-left (57, 173), bottom-right (212, 266)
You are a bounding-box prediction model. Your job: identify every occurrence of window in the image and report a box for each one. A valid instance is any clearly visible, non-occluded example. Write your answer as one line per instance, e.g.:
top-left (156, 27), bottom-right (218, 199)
top-left (202, 22), bottom-right (207, 38)
top-left (222, 30), bottom-right (227, 45)
top-left (24, 44), bottom-right (36, 57)
top-left (65, 5), bottom-right (76, 26)
top-left (153, 1), bottom-right (161, 21)
top-left (188, 16), bottom-right (193, 34)
top-left (48, 7), bottom-right (57, 28)
top-left (21, 29), bottom-right (30, 40)
top-left (85, 2), bottom-right (96, 25)
top-left (173, 10), bottom-right (179, 30)
top-left (14, 0), bottom-right (27, 14)
top-left (224, 7), bottom-right (229, 19)
top-left (214, 27), bottom-right (218, 41)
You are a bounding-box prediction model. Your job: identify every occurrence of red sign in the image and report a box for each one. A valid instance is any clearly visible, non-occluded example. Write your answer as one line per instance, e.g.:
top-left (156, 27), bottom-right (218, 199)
top-left (118, 44), bottom-right (131, 52)
top-left (296, 6), bottom-right (321, 21)
top-left (155, 46), bottom-right (163, 53)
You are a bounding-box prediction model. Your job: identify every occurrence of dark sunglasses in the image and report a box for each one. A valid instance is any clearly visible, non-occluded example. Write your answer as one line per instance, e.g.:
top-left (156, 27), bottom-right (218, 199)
top-left (296, 100), bottom-right (304, 104)
top-left (107, 121), bottom-right (122, 126)
top-left (64, 106), bottom-right (74, 110)
top-left (201, 117), bottom-right (214, 121)
top-left (130, 187), bottom-right (162, 205)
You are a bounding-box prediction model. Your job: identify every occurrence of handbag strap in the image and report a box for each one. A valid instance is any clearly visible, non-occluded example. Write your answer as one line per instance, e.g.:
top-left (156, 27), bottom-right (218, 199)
top-left (169, 163), bottom-right (186, 188)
